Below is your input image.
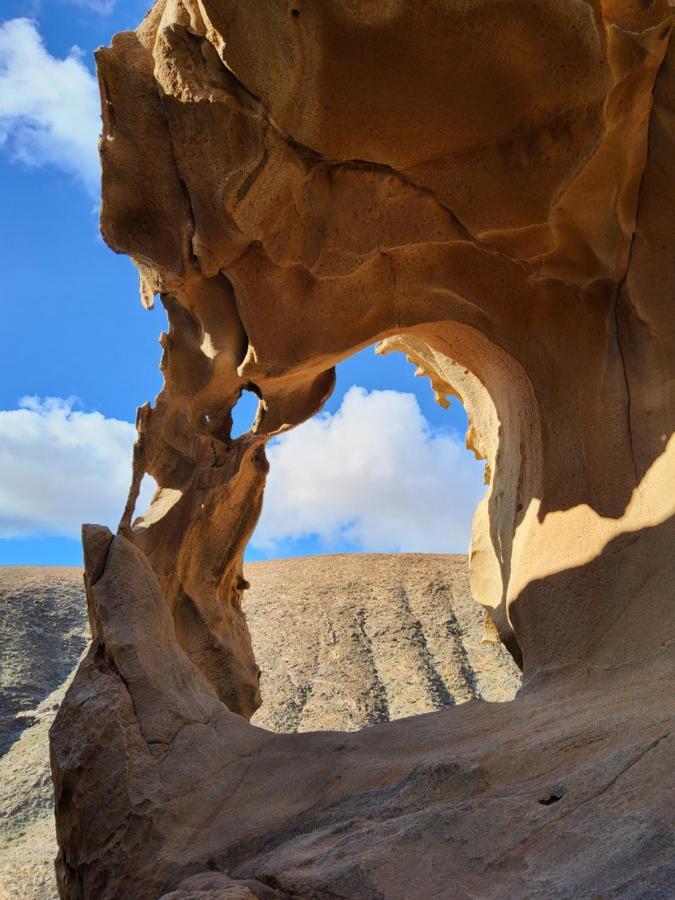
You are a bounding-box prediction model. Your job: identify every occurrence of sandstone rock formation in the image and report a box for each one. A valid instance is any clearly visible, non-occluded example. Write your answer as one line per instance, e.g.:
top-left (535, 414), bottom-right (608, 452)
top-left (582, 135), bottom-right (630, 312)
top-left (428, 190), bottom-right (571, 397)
top-left (2, 557), bottom-right (511, 898)
top-left (50, 1), bottom-right (675, 897)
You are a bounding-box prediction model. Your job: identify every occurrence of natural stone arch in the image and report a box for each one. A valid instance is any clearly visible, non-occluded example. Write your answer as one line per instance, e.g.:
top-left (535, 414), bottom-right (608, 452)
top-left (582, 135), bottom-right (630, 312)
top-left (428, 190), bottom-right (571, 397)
top-left (123, 297), bottom-right (540, 711)
top-left (51, 1), bottom-right (675, 897)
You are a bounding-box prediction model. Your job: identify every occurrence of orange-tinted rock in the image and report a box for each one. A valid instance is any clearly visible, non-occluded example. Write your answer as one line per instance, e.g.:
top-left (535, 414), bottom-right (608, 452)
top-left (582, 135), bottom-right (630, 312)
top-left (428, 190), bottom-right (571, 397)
top-left (50, 2), bottom-right (675, 897)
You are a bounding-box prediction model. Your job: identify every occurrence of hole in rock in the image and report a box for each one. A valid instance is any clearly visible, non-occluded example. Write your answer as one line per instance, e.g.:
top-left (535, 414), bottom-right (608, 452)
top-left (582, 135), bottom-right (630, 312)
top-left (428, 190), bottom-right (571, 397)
top-left (242, 345), bottom-right (522, 734)
top-left (134, 473), bottom-right (159, 521)
top-left (538, 791), bottom-right (564, 805)
top-left (231, 386), bottom-right (260, 438)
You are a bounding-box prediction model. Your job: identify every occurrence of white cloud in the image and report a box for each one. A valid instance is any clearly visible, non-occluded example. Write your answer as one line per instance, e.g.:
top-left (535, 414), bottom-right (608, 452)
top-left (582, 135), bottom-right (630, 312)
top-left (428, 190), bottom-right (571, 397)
top-left (0, 18), bottom-right (100, 195)
top-left (0, 389), bottom-right (484, 553)
top-left (0, 397), bottom-right (152, 539)
top-left (252, 387), bottom-right (486, 554)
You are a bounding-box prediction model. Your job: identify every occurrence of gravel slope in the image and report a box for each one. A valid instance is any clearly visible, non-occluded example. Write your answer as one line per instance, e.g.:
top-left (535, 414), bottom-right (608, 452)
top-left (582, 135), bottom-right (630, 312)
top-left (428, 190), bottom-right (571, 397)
top-left (0, 569), bottom-right (88, 900)
top-left (0, 568), bottom-right (88, 757)
top-left (245, 554), bottom-right (520, 733)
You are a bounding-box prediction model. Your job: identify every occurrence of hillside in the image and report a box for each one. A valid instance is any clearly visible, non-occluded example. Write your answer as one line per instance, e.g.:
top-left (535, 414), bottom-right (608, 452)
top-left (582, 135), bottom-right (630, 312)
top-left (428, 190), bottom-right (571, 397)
top-left (245, 554), bottom-right (520, 733)
top-left (0, 569), bottom-right (88, 900)
top-left (0, 555), bottom-right (520, 898)
top-left (0, 568), bottom-right (88, 757)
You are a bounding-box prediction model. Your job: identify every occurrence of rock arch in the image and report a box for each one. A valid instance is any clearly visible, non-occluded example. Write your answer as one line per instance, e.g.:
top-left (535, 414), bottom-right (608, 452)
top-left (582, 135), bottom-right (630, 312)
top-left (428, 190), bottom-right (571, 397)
top-left (51, 2), bottom-right (675, 897)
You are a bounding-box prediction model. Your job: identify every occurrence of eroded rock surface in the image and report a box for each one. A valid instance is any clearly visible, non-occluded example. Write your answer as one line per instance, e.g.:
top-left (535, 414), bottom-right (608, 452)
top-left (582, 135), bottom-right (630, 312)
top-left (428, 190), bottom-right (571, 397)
top-left (50, 1), bottom-right (675, 897)
top-left (52, 534), bottom-right (674, 899)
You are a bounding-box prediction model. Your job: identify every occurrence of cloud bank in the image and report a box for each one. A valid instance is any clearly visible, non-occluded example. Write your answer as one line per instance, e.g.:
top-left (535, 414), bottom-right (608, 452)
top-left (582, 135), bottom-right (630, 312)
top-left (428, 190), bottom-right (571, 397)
top-left (252, 387), bottom-right (485, 554)
top-left (0, 390), bottom-right (484, 555)
top-left (0, 18), bottom-right (100, 195)
top-left (0, 397), bottom-right (151, 539)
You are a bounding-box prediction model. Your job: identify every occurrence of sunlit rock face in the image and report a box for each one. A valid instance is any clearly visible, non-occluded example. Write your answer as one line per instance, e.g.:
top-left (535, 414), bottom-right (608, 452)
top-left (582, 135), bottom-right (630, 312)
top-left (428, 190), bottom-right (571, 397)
top-left (50, 2), bottom-right (674, 898)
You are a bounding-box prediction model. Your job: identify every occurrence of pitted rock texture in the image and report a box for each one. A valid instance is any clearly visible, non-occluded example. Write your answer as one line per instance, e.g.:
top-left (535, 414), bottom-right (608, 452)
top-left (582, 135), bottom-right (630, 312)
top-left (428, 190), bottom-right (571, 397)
top-left (51, 1), bottom-right (675, 897)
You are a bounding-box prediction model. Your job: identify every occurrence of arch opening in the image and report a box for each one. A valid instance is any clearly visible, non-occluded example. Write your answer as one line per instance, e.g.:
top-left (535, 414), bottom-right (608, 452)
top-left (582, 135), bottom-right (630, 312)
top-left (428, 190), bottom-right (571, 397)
top-left (230, 385), bottom-right (261, 439)
top-left (241, 341), bottom-right (522, 734)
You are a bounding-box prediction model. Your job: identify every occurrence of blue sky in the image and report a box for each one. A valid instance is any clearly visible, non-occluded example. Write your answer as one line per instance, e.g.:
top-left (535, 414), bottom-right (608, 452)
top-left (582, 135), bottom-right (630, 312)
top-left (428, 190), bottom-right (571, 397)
top-left (0, 2), bottom-right (484, 565)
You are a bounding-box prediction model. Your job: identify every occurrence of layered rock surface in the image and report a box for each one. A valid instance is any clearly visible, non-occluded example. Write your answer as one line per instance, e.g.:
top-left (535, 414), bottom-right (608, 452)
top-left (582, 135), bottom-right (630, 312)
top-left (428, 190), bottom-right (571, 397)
top-left (50, 1), bottom-right (675, 897)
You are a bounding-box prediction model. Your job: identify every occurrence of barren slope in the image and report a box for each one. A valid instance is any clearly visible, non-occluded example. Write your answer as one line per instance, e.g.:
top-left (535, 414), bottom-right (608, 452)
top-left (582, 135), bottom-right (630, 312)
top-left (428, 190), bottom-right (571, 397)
top-left (0, 568), bottom-right (88, 900)
top-left (0, 568), bottom-right (88, 756)
top-left (245, 554), bottom-right (520, 733)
